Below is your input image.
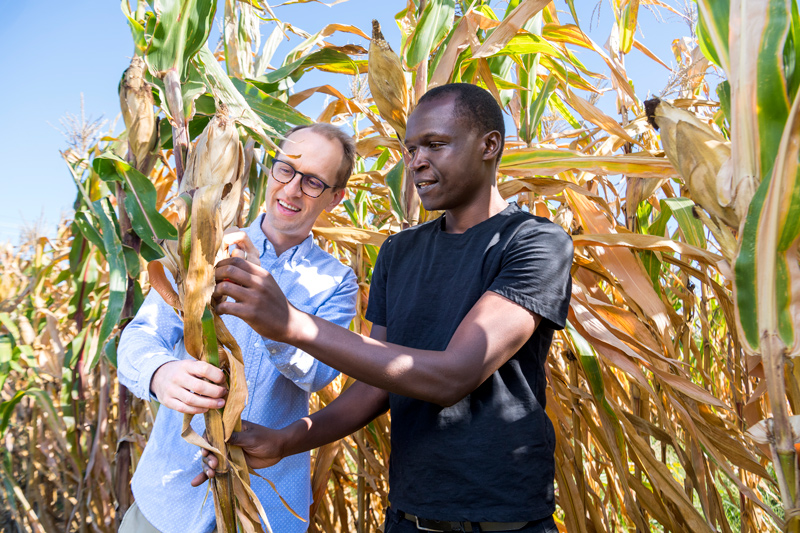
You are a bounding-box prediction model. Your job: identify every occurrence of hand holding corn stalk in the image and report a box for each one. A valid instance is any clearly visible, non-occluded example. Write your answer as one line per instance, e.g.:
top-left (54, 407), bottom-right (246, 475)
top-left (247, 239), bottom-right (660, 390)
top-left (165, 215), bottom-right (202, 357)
top-left (147, 107), bottom-right (271, 532)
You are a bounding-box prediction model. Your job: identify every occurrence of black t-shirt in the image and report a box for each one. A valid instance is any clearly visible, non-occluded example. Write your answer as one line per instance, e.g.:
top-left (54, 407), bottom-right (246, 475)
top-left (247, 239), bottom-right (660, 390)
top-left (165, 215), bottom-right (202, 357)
top-left (365, 203), bottom-right (573, 523)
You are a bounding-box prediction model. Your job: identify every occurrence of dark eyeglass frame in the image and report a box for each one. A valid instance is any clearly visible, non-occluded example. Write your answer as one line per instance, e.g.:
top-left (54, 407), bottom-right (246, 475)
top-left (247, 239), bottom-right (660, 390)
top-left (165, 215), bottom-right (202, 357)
top-left (270, 159), bottom-right (335, 198)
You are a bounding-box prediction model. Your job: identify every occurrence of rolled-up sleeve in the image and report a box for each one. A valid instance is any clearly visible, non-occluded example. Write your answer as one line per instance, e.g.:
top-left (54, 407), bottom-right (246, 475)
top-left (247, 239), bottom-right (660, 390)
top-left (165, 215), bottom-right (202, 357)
top-left (263, 268), bottom-right (358, 393)
top-left (117, 287), bottom-right (183, 400)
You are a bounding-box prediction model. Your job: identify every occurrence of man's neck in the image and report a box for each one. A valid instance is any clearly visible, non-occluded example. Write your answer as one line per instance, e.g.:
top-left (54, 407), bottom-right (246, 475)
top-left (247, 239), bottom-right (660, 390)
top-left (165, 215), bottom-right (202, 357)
top-left (443, 189), bottom-right (508, 234)
top-left (260, 220), bottom-right (306, 257)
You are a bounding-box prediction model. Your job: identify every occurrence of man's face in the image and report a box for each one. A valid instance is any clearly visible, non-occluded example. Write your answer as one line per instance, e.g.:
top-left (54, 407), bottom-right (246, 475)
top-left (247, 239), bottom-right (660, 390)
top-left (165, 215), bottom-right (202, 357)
top-left (403, 95), bottom-right (488, 212)
top-left (262, 129), bottom-right (345, 242)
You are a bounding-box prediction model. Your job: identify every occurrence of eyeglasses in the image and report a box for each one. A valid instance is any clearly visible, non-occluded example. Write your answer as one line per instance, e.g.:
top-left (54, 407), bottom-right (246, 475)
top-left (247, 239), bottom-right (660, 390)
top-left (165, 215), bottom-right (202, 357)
top-left (270, 159), bottom-right (335, 198)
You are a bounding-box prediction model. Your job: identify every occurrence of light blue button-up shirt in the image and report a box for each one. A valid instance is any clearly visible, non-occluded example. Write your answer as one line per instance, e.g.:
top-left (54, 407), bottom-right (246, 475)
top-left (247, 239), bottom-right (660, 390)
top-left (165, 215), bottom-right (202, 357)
top-left (118, 215), bottom-right (358, 533)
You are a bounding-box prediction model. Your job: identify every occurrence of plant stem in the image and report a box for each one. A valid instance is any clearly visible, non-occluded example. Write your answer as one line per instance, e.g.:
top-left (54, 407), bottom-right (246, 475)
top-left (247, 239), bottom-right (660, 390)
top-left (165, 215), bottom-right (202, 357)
top-left (163, 69), bottom-right (189, 185)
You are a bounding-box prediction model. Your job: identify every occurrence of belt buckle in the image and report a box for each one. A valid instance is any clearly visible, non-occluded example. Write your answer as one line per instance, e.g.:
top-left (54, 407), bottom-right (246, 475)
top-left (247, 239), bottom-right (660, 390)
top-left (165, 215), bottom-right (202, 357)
top-left (415, 516), bottom-right (449, 532)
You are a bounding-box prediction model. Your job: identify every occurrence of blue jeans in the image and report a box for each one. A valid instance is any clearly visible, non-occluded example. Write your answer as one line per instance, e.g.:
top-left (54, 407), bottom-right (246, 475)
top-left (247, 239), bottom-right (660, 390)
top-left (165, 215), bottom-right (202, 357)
top-left (383, 507), bottom-right (558, 533)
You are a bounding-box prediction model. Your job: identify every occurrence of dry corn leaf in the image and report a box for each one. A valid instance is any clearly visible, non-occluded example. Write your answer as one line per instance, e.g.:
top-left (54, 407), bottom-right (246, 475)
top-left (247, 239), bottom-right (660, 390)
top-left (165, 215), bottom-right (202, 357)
top-left (312, 226), bottom-right (388, 246)
top-left (471, 0), bottom-right (551, 58)
top-left (183, 183), bottom-right (224, 359)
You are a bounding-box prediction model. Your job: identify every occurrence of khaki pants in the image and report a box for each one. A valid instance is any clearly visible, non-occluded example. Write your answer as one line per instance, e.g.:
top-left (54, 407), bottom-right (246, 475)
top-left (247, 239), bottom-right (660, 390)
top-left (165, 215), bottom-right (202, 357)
top-left (119, 502), bottom-right (219, 533)
top-left (118, 502), bottom-right (161, 533)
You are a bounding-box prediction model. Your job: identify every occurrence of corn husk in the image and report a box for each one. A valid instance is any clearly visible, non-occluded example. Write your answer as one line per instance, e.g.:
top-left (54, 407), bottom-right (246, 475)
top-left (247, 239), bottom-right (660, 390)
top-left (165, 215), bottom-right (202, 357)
top-left (148, 108), bottom-right (270, 532)
top-left (645, 98), bottom-right (740, 228)
top-left (180, 107), bottom-right (246, 230)
top-left (368, 20), bottom-right (409, 140)
top-left (119, 56), bottom-right (158, 175)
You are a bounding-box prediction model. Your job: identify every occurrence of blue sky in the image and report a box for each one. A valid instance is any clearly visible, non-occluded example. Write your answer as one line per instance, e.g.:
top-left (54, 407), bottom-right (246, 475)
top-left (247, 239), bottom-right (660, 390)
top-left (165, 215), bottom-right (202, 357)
top-left (0, 0), bottom-right (697, 244)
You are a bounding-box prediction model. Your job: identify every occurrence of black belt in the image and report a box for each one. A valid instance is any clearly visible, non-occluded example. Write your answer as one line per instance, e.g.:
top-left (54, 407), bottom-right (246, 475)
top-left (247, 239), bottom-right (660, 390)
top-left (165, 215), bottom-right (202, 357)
top-left (399, 510), bottom-right (530, 532)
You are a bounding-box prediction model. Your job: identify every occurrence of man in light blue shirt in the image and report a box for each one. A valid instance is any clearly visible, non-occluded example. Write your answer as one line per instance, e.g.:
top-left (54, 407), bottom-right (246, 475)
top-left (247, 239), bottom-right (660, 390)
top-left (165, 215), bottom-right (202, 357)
top-left (117, 123), bottom-right (359, 533)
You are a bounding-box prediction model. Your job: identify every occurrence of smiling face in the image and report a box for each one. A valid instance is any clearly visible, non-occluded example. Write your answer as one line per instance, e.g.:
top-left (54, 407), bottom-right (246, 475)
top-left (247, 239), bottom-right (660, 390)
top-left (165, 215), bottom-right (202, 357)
top-left (261, 128), bottom-right (345, 254)
top-left (403, 95), bottom-right (497, 214)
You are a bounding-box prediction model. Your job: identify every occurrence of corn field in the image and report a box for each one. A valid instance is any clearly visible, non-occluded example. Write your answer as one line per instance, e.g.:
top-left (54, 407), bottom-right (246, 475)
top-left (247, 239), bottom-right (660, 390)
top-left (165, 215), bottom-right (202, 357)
top-left (3, 0), bottom-right (800, 531)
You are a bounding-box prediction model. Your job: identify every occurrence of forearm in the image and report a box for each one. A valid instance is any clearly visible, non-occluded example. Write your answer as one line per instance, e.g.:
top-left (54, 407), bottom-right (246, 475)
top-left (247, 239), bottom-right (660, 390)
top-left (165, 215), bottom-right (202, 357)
top-left (118, 293), bottom-right (183, 400)
top-left (281, 381), bottom-right (389, 457)
top-left (286, 310), bottom-right (474, 406)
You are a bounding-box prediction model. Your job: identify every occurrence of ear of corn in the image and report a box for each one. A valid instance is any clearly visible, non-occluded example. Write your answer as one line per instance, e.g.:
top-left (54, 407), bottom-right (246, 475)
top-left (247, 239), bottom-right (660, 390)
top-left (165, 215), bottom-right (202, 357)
top-left (152, 107), bottom-right (270, 532)
top-left (119, 56), bottom-right (159, 175)
top-left (645, 97), bottom-right (740, 228)
top-left (368, 20), bottom-right (409, 140)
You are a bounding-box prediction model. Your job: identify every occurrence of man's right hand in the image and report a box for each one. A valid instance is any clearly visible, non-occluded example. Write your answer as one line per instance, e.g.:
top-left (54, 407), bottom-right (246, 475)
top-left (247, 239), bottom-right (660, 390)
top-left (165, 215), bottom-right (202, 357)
top-left (150, 360), bottom-right (227, 414)
top-left (189, 421), bottom-right (287, 487)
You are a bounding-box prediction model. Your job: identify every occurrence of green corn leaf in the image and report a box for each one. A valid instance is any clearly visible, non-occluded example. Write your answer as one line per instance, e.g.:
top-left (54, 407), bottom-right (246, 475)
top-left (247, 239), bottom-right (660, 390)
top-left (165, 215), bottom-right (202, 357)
top-left (195, 94), bottom-right (217, 116)
top-left (104, 332), bottom-right (120, 368)
top-left (90, 198), bottom-right (127, 371)
top-left (696, 0), bottom-right (730, 72)
top-left (638, 202), bottom-right (663, 292)
top-left (93, 152), bottom-right (176, 255)
top-left (522, 73), bottom-right (558, 144)
top-left (194, 46), bottom-right (282, 149)
top-left (202, 306), bottom-right (220, 367)
top-left (756, 0), bottom-right (792, 181)
top-left (120, 0), bottom-right (148, 56)
top-left (565, 322), bottom-right (624, 452)
top-left (246, 155), bottom-right (267, 227)
top-left (254, 48), bottom-right (365, 89)
top-left (0, 338), bottom-right (11, 392)
top-left (788, 0), bottom-right (800, 101)
top-left (122, 245), bottom-right (141, 279)
top-left (663, 197), bottom-right (706, 249)
top-left (717, 80), bottom-right (731, 126)
top-left (233, 78), bottom-right (313, 132)
top-left (538, 56), bottom-right (597, 93)
top-left (736, 160), bottom-right (779, 351)
top-left (160, 114), bottom-right (211, 150)
top-left (343, 199), bottom-right (358, 226)
top-left (0, 389), bottom-right (27, 437)
top-left (565, 0), bottom-right (579, 27)
top-left (619, 0), bottom-right (639, 55)
top-left (145, 0), bottom-right (216, 79)
top-left (406, 0), bottom-right (456, 68)
top-left (547, 90), bottom-right (582, 129)
top-left (0, 314), bottom-right (20, 346)
top-left (384, 160), bottom-right (405, 225)
top-left (566, 322), bottom-right (604, 401)
top-left (73, 211), bottom-right (107, 256)
top-left (0, 336), bottom-right (12, 362)
top-left (490, 32), bottom-right (565, 60)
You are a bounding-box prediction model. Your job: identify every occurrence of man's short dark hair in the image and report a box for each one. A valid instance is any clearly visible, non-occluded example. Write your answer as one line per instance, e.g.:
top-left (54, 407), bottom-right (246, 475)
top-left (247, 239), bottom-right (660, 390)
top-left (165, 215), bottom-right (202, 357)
top-left (418, 83), bottom-right (505, 163)
top-left (279, 123), bottom-right (356, 189)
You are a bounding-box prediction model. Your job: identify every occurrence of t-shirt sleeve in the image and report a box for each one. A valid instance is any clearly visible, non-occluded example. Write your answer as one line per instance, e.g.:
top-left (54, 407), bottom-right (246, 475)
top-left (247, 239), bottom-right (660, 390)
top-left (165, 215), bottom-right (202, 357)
top-left (489, 220), bottom-right (573, 330)
top-left (365, 236), bottom-right (392, 328)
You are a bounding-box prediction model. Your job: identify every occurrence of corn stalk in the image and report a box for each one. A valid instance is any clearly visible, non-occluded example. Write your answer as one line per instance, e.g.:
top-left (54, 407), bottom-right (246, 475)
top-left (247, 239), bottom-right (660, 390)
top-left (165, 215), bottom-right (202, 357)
top-left (5, 1), bottom-right (800, 531)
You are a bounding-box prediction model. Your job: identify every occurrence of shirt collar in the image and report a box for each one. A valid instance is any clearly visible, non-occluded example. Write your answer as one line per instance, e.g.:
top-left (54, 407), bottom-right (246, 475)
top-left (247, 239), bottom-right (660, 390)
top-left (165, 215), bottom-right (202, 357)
top-left (246, 214), bottom-right (315, 263)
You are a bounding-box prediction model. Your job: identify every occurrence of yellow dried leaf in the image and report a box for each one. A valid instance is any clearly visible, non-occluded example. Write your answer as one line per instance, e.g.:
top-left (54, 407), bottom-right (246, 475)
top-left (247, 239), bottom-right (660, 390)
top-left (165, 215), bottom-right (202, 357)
top-left (183, 184), bottom-right (224, 359)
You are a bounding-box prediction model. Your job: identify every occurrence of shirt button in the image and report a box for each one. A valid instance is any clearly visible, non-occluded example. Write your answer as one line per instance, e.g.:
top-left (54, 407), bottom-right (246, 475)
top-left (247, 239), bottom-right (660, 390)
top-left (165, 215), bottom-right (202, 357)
top-left (270, 348), bottom-right (277, 354)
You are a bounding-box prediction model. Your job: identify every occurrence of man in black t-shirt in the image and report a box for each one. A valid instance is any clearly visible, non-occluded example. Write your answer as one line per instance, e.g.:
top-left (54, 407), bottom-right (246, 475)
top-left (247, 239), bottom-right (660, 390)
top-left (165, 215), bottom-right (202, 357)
top-left (201, 83), bottom-right (573, 532)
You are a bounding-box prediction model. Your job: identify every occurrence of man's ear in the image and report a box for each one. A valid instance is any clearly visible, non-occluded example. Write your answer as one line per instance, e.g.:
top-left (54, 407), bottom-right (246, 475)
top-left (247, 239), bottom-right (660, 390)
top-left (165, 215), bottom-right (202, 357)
top-left (481, 130), bottom-right (503, 162)
top-left (325, 187), bottom-right (346, 212)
